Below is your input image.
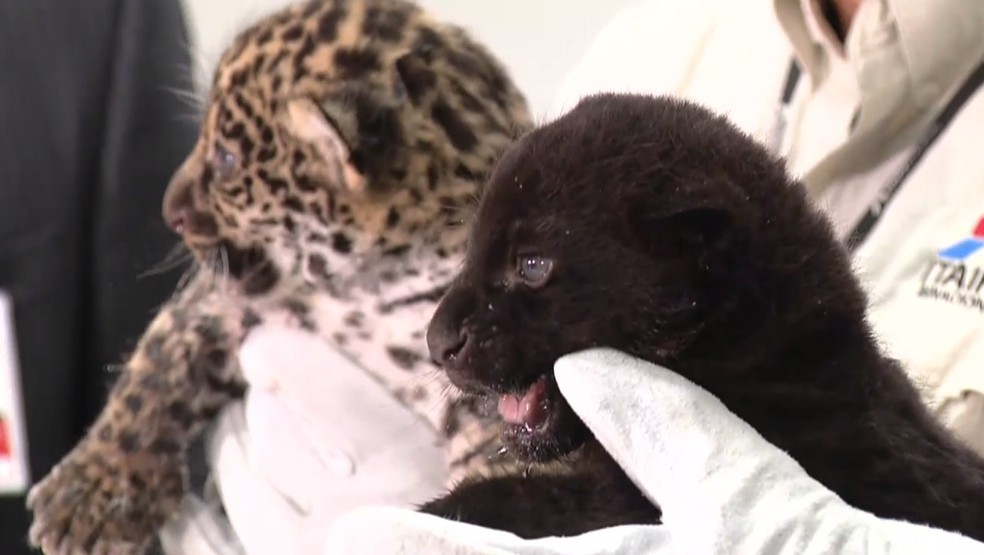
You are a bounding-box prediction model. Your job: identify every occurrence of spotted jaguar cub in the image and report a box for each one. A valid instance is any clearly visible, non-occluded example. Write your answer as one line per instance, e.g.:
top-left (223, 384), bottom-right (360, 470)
top-left (26, 0), bottom-right (531, 552)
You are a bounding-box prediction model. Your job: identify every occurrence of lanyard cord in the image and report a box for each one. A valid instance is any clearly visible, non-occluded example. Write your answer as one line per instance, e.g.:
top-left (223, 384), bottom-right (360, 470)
top-left (777, 59), bottom-right (984, 252)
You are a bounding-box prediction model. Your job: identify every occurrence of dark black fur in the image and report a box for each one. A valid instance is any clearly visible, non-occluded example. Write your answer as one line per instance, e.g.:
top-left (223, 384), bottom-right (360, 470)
top-left (420, 93), bottom-right (984, 539)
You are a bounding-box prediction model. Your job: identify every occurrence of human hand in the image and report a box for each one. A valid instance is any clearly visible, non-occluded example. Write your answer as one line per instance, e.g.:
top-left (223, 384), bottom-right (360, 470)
top-left (323, 348), bottom-right (984, 554)
top-left (159, 323), bottom-right (448, 555)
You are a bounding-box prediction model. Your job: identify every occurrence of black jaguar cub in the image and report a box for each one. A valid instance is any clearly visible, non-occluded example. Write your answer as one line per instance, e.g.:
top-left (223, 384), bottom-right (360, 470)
top-left (421, 93), bottom-right (984, 540)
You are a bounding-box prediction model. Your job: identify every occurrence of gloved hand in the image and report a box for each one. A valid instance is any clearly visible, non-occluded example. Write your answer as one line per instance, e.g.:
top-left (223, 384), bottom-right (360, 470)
top-left (323, 348), bottom-right (984, 555)
top-left (158, 324), bottom-right (449, 555)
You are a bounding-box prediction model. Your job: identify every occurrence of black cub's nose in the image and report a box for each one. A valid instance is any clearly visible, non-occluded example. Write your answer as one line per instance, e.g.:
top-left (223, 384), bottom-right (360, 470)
top-left (426, 286), bottom-right (476, 367)
top-left (428, 327), bottom-right (471, 366)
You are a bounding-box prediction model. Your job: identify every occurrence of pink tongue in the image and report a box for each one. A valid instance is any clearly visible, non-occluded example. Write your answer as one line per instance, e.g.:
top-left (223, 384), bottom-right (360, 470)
top-left (497, 377), bottom-right (548, 426)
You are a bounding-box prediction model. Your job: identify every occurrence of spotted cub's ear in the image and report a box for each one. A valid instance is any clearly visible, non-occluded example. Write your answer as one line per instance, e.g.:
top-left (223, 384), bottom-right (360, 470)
top-left (393, 45), bottom-right (438, 104)
top-left (282, 97), bottom-right (367, 194)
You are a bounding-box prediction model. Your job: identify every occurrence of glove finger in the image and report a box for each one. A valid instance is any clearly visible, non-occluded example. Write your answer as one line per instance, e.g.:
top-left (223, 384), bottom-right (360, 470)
top-left (158, 495), bottom-right (245, 555)
top-left (239, 326), bottom-right (389, 479)
top-left (216, 398), bottom-right (398, 555)
top-left (239, 324), bottom-right (448, 504)
top-left (238, 323), bottom-right (344, 394)
top-left (208, 402), bottom-right (309, 555)
top-left (554, 348), bottom-right (844, 535)
top-left (243, 388), bottom-right (347, 514)
top-left (246, 385), bottom-right (445, 517)
top-left (239, 324), bottom-right (428, 446)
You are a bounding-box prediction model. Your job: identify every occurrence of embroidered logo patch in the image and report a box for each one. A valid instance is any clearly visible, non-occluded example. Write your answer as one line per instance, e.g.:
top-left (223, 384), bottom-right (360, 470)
top-left (0, 413), bottom-right (10, 459)
top-left (918, 218), bottom-right (984, 312)
top-left (0, 290), bottom-right (30, 494)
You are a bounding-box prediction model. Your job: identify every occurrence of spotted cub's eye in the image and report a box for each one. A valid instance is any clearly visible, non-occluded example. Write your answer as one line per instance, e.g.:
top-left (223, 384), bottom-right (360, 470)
top-left (212, 143), bottom-right (238, 178)
top-left (516, 254), bottom-right (554, 287)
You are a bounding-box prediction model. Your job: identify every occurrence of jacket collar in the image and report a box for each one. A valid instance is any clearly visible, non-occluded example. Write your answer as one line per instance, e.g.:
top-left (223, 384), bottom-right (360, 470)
top-left (773, 0), bottom-right (984, 185)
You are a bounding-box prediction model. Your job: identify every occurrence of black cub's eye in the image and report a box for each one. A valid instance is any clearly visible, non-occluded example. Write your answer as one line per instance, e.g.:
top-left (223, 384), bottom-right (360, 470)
top-left (516, 254), bottom-right (554, 287)
top-left (213, 143), bottom-right (238, 178)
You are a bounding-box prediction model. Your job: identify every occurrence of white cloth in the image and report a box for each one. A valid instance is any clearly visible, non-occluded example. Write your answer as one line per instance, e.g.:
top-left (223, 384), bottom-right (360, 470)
top-left (159, 325), bottom-right (448, 555)
top-left (323, 349), bottom-right (984, 554)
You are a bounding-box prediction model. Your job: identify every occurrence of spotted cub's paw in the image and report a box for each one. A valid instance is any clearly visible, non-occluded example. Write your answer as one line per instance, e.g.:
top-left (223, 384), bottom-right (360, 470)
top-left (27, 439), bottom-right (186, 555)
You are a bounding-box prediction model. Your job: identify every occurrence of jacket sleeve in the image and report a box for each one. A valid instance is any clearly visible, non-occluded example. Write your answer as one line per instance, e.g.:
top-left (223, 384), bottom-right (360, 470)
top-left (83, 0), bottom-right (200, 423)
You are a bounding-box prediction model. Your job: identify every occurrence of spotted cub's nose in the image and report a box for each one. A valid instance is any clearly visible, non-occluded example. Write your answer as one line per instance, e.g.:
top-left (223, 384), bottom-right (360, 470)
top-left (163, 204), bottom-right (189, 234)
top-left (161, 150), bottom-right (221, 238)
top-left (162, 157), bottom-right (196, 234)
top-left (161, 168), bottom-right (218, 239)
top-left (162, 183), bottom-right (192, 235)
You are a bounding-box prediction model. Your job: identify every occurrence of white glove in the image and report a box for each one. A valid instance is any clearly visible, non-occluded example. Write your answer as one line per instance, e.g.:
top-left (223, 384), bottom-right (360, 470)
top-left (159, 324), bottom-right (449, 555)
top-left (323, 348), bottom-right (984, 555)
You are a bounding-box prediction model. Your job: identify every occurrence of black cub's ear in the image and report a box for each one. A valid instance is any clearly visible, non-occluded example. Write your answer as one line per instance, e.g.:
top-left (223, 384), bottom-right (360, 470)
top-left (627, 181), bottom-right (749, 256)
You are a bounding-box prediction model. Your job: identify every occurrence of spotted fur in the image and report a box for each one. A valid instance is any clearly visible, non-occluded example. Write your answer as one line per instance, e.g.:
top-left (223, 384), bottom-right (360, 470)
top-left (26, 0), bottom-right (531, 552)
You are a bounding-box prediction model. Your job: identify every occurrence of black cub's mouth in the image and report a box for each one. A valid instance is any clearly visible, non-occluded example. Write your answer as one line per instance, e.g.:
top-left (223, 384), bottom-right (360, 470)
top-left (492, 374), bottom-right (585, 462)
top-left (497, 375), bottom-right (555, 432)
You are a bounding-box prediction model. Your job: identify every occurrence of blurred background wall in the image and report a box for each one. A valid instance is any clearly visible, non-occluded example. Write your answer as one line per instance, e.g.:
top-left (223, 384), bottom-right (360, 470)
top-left (181, 0), bottom-right (637, 118)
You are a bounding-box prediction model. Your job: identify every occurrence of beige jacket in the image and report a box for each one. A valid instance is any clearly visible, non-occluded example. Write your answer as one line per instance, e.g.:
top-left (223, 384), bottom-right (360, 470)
top-left (551, 0), bottom-right (984, 453)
